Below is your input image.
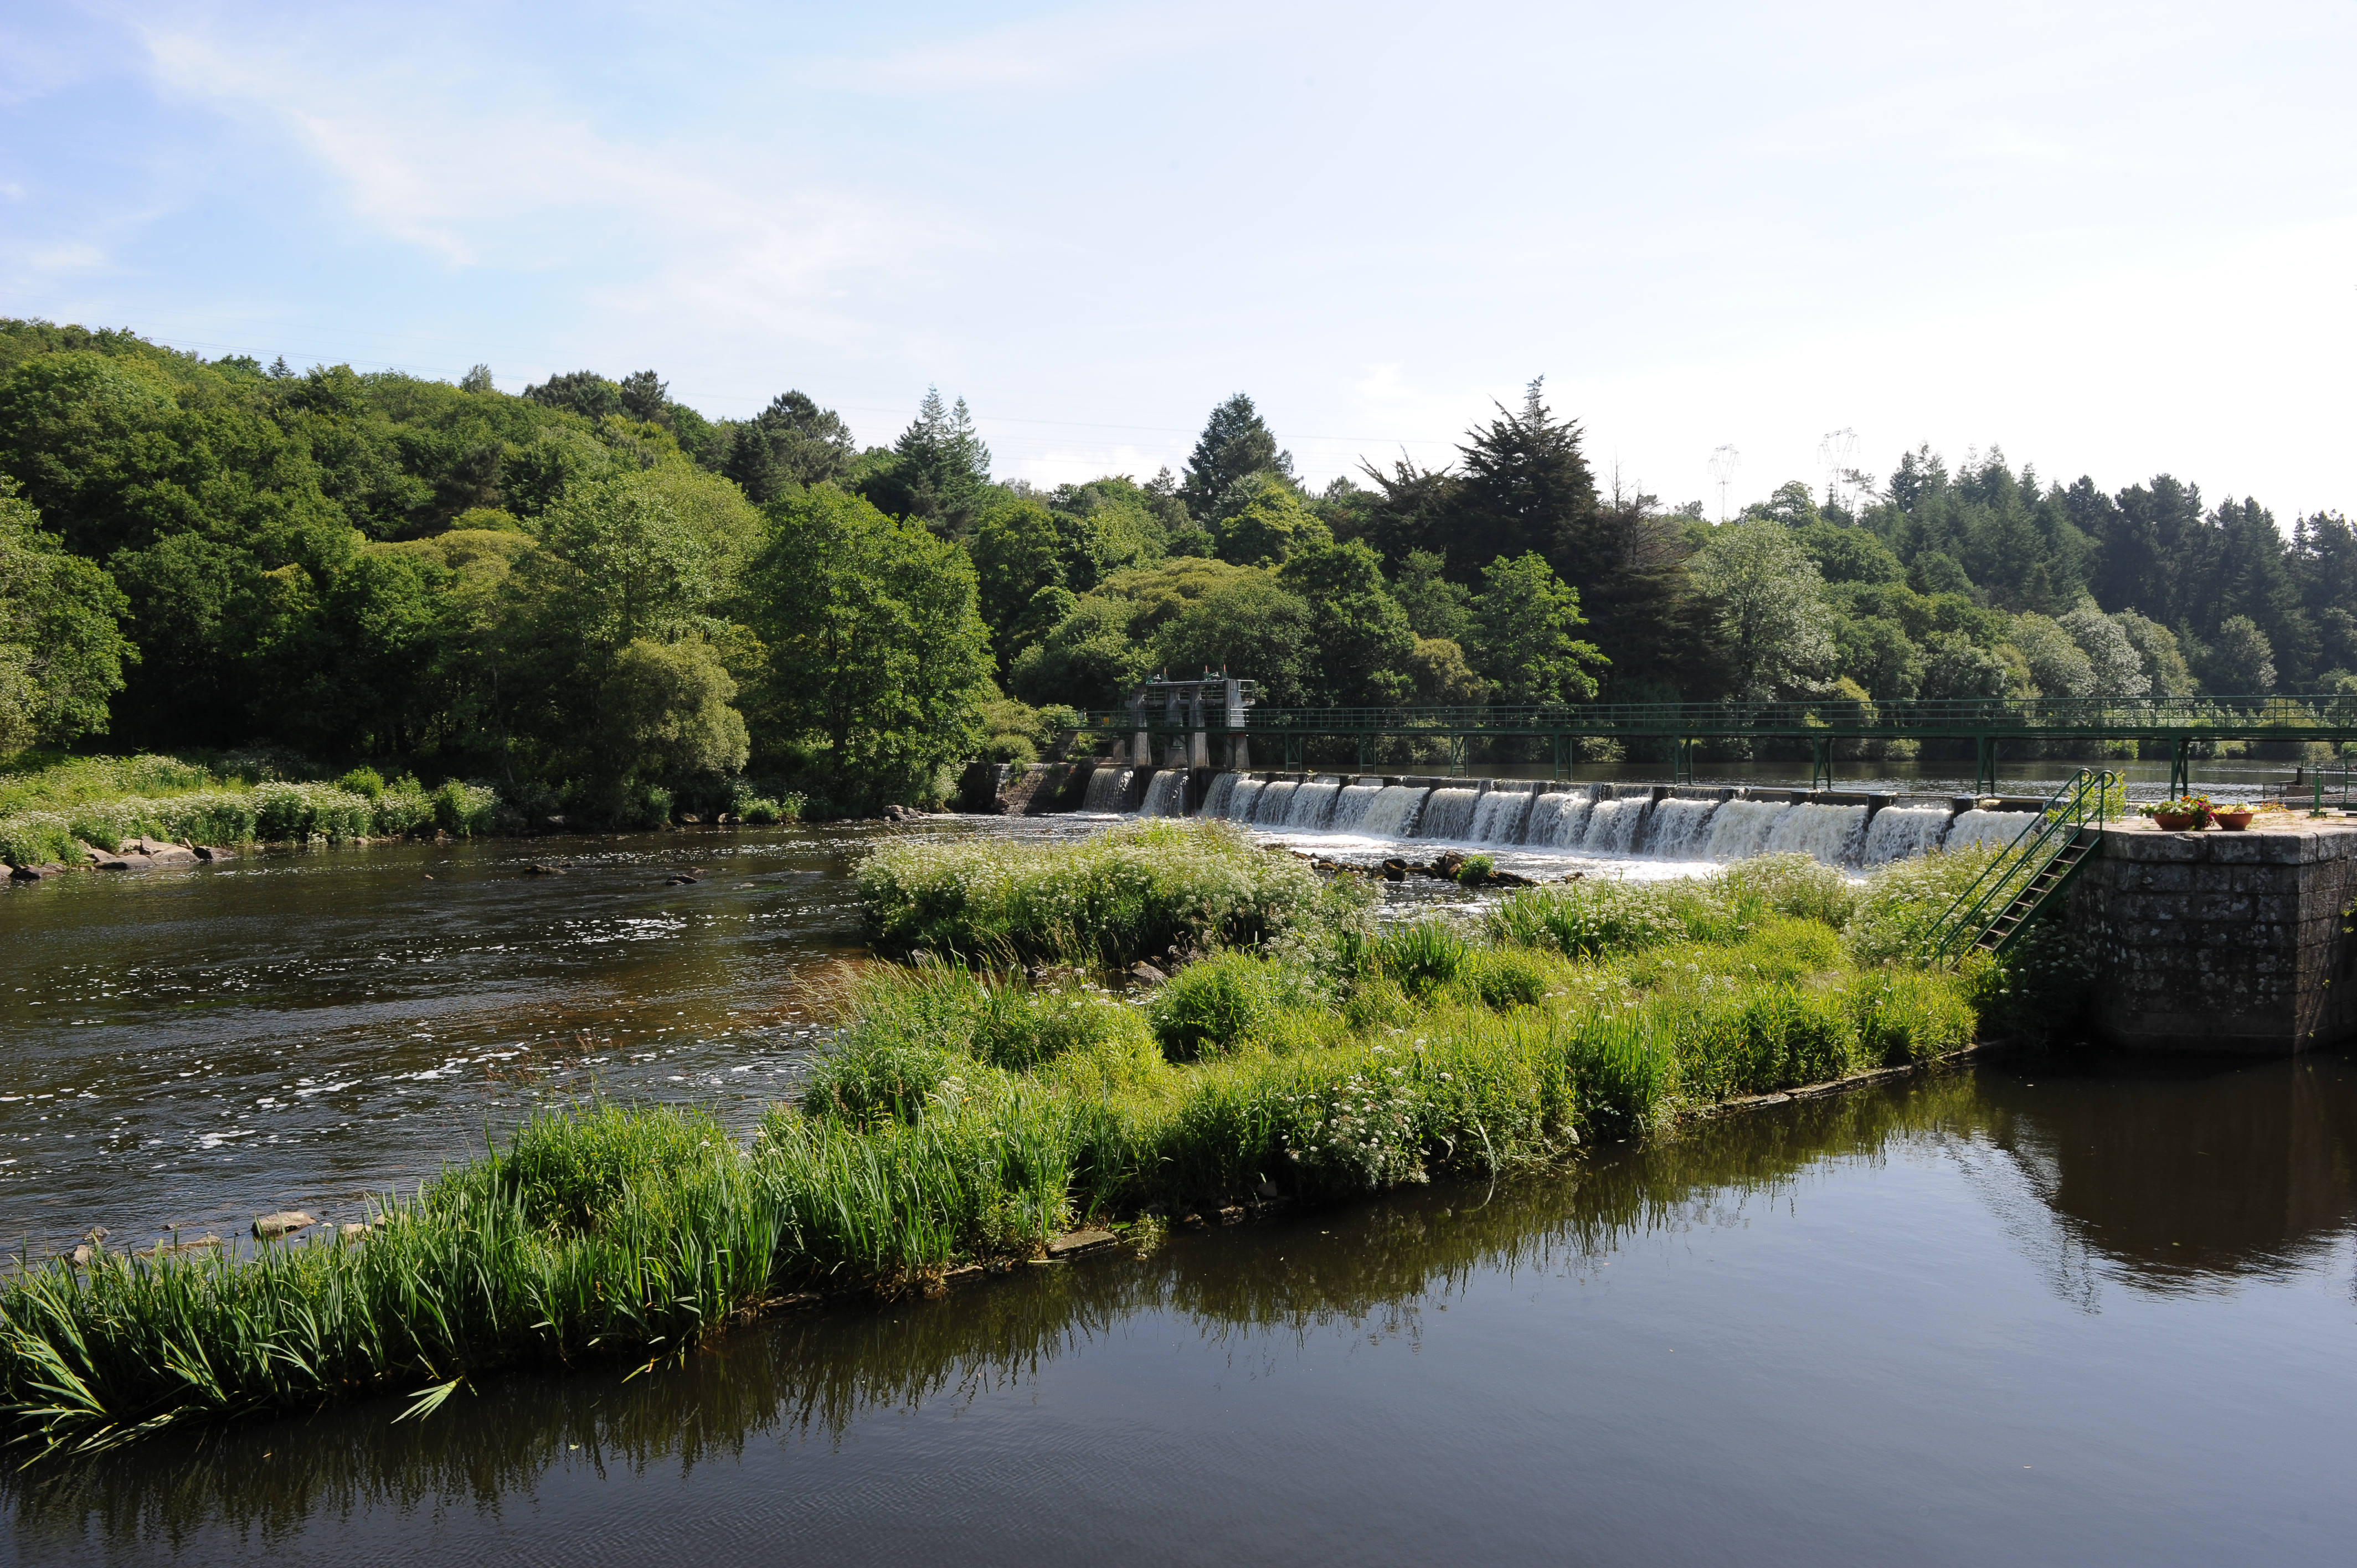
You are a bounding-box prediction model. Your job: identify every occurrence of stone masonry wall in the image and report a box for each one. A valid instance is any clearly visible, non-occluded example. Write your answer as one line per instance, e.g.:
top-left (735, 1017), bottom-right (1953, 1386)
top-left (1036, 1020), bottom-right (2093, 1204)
top-left (2070, 819), bottom-right (2357, 1053)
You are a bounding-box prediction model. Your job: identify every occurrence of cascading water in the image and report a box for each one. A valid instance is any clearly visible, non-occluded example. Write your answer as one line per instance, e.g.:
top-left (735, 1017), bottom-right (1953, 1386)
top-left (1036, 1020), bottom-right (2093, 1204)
top-left (1643, 798), bottom-right (1721, 859)
top-left (1137, 771), bottom-right (1187, 818)
top-left (1761, 803), bottom-right (1867, 864)
top-left (1328, 783), bottom-right (1385, 833)
top-left (1579, 797), bottom-right (1651, 855)
top-left (1469, 789), bottom-right (1537, 844)
top-left (1945, 809), bottom-right (2035, 852)
top-left (1859, 806), bottom-right (1952, 865)
top-left (1080, 767), bottom-right (1133, 812)
top-left (1357, 785), bottom-right (1429, 837)
top-left (1524, 790), bottom-right (1593, 849)
top-left (1225, 777), bottom-right (1264, 823)
top-left (1704, 800), bottom-right (1791, 860)
top-left (1197, 772), bottom-right (1239, 820)
top-left (1253, 780), bottom-right (1300, 827)
top-left (1287, 781), bottom-right (1342, 829)
top-left (1416, 788), bottom-right (1483, 840)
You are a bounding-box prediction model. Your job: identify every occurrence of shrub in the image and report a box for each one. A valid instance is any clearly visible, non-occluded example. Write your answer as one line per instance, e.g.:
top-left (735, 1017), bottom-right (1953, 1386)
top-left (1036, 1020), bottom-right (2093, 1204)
top-left (1454, 853), bottom-right (1496, 888)
top-left (1451, 946), bottom-right (1557, 1011)
top-left (1715, 852), bottom-right (1856, 928)
top-left (0, 811), bottom-right (76, 867)
top-left (1846, 845), bottom-right (2001, 965)
top-left (740, 797), bottom-right (782, 824)
top-left (1147, 951), bottom-right (1328, 1061)
top-left (1371, 917), bottom-right (1473, 998)
top-left (1486, 879), bottom-right (1742, 960)
top-left (370, 785), bottom-right (438, 837)
top-left (336, 767), bottom-right (386, 801)
top-left (860, 819), bottom-right (1327, 968)
top-left (432, 780), bottom-right (500, 837)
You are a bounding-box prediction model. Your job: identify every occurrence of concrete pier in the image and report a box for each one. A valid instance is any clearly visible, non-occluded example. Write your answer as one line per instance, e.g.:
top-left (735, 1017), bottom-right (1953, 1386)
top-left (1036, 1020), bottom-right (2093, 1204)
top-left (2071, 819), bottom-right (2357, 1053)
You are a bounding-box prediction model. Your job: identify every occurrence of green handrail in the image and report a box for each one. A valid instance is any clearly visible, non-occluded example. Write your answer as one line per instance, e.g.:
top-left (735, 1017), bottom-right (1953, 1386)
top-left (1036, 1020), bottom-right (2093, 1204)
top-left (1921, 767), bottom-right (2123, 967)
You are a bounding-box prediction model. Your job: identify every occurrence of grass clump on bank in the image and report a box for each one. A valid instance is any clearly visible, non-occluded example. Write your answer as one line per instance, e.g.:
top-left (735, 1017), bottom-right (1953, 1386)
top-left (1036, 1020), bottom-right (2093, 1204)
top-left (1, 826), bottom-right (2015, 1459)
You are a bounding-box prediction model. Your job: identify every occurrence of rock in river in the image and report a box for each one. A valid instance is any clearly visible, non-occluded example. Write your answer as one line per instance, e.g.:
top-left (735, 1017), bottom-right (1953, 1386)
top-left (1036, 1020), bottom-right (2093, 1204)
top-left (253, 1210), bottom-right (316, 1239)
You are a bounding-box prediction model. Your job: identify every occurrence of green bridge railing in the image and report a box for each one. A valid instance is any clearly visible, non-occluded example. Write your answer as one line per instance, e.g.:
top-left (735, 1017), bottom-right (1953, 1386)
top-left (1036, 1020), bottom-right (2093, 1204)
top-left (1077, 695), bottom-right (2357, 792)
top-left (1921, 768), bottom-right (2124, 967)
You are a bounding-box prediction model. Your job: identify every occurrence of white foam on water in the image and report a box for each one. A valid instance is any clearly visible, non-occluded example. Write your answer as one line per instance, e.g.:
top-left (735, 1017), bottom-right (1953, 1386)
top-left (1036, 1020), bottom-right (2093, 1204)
top-left (1358, 785), bottom-right (1429, 837)
top-left (1946, 809), bottom-right (2036, 852)
top-left (1138, 771), bottom-right (1187, 818)
top-left (1859, 806), bottom-right (1952, 865)
top-left (1762, 803), bottom-right (1867, 864)
top-left (1416, 788), bottom-right (1482, 840)
top-left (1525, 790), bottom-right (1593, 849)
top-left (1197, 772), bottom-right (1239, 819)
top-left (1080, 767), bottom-right (1132, 812)
top-left (1470, 789), bottom-right (1536, 844)
top-left (1329, 783), bottom-right (1385, 832)
top-left (1644, 798), bottom-right (1720, 859)
top-left (1253, 780), bottom-right (1299, 826)
top-left (1288, 781), bottom-right (1342, 830)
top-left (1704, 800), bottom-right (1790, 860)
top-left (1579, 797), bottom-right (1651, 854)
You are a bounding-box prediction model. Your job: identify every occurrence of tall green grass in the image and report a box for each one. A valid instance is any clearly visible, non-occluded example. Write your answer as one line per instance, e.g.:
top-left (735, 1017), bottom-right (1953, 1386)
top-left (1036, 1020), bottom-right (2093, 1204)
top-left (1, 835), bottom-right (1999, 1457)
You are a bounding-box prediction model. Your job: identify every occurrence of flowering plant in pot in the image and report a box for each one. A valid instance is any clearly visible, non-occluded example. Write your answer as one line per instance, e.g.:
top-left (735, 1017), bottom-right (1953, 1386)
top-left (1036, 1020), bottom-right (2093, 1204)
top-left (2140, 795), bottom-right (2212, 831)
top-left (2212, 802), bottom-right (2255, 831)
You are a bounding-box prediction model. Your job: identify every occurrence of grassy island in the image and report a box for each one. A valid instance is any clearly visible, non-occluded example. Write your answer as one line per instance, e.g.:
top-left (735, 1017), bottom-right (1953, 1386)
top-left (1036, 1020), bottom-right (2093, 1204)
top-left (0, 820), bottom-right (2029, 1461)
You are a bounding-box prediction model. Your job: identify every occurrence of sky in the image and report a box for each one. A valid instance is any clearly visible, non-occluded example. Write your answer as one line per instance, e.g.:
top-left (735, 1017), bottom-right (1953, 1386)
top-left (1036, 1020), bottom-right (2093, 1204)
top-left (4, 1), bottom-right (2354, 519)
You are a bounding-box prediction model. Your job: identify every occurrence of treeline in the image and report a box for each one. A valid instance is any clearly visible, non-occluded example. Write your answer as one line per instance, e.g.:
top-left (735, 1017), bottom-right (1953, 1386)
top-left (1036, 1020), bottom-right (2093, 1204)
top-left (2, 318), bottom-right (2351, 818)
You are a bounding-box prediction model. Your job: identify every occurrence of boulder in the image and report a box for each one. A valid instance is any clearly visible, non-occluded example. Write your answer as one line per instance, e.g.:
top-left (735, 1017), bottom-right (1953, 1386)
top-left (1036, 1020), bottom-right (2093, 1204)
top-left (523, 863), bottom-right (568, 876)
top-left (8, 863), bottom-right (64, 881)
top-left (664, 874), bottom-right (700, 885)
top-left (543, 814), bottom-right (568, 829)
top-left (92, 852), bottom-right (155, 871)
top-left (1044, 1228), bottom-right (1118, 1258)
top-left (1128, 960), bottom-right (1167, 985)
top-left (339, 1223), bottom-right (368, 1241)
top-left (194, 845), bottom-right (236, 862)
top-left (253, 1210), bottom-right (315, 1239)
top-left (126, 837), bottom-right (197, 864)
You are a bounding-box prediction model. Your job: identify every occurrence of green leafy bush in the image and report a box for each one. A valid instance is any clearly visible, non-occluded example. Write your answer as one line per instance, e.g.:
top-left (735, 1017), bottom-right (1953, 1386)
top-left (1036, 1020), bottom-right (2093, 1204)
top-left (1846, 845), bottom-right (2001, 964)
top-left (432, 780), bottom-right (500, 837)
top-left (1147, 951), bottom-right (1329, 1060)
top-left (0, 811), bottom-right (75, 866)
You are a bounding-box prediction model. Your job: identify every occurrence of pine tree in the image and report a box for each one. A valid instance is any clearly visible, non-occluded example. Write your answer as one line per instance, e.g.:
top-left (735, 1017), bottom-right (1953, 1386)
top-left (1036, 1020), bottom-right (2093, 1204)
top-left (1450, 378), bottom-right (1597, 584)
top-left (1180, 394), bottom-right (1293, 522)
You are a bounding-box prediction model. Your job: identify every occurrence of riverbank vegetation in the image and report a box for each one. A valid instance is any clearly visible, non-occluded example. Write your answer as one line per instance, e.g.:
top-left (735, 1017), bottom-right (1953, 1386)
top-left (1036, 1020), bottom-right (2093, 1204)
top-left (0, 822), bottom-right (2042, 1461)
top-left (4, 315), bottom-right (2353, 857)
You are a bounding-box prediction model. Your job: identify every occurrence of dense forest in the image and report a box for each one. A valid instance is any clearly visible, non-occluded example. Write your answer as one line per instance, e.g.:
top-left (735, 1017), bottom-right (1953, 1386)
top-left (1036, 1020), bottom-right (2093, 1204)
top-left (2, 318), bottom-right (2351, 818)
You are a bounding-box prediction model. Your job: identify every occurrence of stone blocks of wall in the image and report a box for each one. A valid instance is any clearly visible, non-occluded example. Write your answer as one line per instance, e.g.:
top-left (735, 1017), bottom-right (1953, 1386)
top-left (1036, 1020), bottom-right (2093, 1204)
top-left (2071, 821), bottom-right (2357, 1053)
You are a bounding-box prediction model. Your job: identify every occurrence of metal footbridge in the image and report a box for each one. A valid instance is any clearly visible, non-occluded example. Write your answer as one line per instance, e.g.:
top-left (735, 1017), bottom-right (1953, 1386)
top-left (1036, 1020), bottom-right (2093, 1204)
top-left (1080, 683), bottom-right (2357, 795)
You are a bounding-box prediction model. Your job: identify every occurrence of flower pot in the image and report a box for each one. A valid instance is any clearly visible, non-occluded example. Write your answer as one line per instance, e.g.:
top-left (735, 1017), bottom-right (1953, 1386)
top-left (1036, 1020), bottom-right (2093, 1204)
top-left (2215, 809), bottom-right (2254, 831)
top-left (2153, 811), bottom-right (2198, 831)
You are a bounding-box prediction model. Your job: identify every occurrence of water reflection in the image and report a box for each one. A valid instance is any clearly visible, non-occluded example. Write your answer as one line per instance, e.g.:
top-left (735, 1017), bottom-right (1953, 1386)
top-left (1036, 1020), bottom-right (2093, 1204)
top-left (26, 1061), bottom-right (2355, 1557)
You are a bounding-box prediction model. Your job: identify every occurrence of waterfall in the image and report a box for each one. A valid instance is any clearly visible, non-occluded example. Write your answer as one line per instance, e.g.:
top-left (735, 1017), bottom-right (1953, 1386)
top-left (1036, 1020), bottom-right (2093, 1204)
top-left (1253, 780), bottom-right (1300, 826)
top-left (1704, 800), bottom-right (1790, 860)
top-left (1226, 777), bottom-right (1265, 823)
top-left (1197, 772), bottom-right (1239, 819)
top-left (1137, 771), bottom-right (1187, 818)
top-left (1470, 788), bottom-right (1536, 844)
top-left (1287, 780), bottom-right (1342, 829)
top-left (1858, 806), bottom-right (1952, 865)
top-left (1579, 797), bottom-right (1651, 855)
top-left (1080, 767), bottom-right (1133, 812)
top-left (1946, 809), bottom-right (2035, 853)
top-left (1416, 787), bottom-right (1483, 840)
top-left (1761, 803), bottom-right (1867, 864)
top-left (1643, 798), bottom-right (1721, 859)
top-left (1526, 789), bottom-right (1595, 849)
top-left (1358, 785), bottom-right (1430, 838)
top-left (1329, 783), bottom-right (1385, 832)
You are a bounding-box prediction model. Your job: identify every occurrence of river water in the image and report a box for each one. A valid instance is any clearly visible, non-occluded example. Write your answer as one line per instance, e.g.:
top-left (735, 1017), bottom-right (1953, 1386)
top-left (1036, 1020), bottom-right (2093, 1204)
top-left (6, 822), bottom-right (2357, 1563)
top-left (7, 1058), bottom-right (2354, 1565)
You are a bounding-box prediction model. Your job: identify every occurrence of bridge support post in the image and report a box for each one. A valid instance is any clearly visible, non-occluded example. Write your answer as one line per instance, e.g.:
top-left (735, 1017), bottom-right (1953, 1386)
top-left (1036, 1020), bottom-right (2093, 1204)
top-left (1357, 733), bottom-right (1372, 773)
top-left (2169, 738), bottom-right (2191, 799)
top-left (1447, 735), bottom-right (1468, 777)
top-left (1810, 735), bottom-right (1834, 792)
top-left (1673, 738), bottom-right (1697, 785)
top-left (1552, 732), bottom-right (1566, 782)
top-left (1284, 734), bottom-right (1305, 772)
top-left (1975, 735), bottom-right (1998, 796)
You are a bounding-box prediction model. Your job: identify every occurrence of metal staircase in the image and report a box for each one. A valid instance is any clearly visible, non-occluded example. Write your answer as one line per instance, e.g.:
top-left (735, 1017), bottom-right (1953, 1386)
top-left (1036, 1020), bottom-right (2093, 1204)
top-left (1922, 768), bottom-right (2122, 966)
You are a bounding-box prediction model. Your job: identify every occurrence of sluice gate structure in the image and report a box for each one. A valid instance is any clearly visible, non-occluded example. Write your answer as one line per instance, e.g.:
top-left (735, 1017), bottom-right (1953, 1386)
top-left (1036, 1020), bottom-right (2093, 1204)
top-left (1074, 686), bottom-right (2357, 795)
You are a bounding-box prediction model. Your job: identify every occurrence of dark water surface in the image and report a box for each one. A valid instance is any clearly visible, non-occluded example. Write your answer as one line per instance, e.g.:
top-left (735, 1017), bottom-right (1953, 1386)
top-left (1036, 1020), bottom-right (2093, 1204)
top-left (8, 1056), bottom-right (2355, 1566)
top-left (0, 821), bottom-right (1099, 1257)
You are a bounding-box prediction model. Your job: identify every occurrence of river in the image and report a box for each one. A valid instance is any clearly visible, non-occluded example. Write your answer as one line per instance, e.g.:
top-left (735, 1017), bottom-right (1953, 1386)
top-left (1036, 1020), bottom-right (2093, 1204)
top-left (6, 819), bottom-right (2356, 1564)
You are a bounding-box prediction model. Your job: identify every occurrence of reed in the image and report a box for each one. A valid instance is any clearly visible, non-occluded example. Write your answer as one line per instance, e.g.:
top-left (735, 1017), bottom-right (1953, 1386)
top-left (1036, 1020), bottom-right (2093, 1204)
top-left (1, 833), bottom-right (1996, 1458)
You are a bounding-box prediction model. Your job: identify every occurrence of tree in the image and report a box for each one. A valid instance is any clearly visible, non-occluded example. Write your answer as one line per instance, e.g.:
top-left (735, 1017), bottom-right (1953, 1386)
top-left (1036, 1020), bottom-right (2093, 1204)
top-left (1213, 473), bottom-right (1329, 566)
top-left (1916, 630), bottom-right (2013, 699)
top-left (1149, 574), bottom-right (1315, 705)
top-left (1009, 596), bottom-right (1148, 710)
top-left (723, 390), bottom-right (856, 502)
top-left (1470, 551), bottom-right (1605, 705)
top-left (1278, 538), bottom-right (1417, 705)
top-left (1687, 521), bottom-right (1834, 698)
top-left (1352, 455), bottom-right (1463, 566)
top-left (2008, 613), bottom-right (2096, 698)
top-left (749, 487), bottom-right (992, 808)
top-left (862, 388), bottom-right (991, 535)
top-left (523, 370), bottom-right (624, 420)
top-left (601, 637), bottom-right (750, 784)
top-left (1451, 378), bottom-right (1597, 583)
top-left (2204, 615), bottom-right (2277, 693)
top-left (1832, 616), bottom-right (1924, 699)
top-left (2112, 609), bottom-right (2195, 695)
top-left (0, 479), bottom-right (133, 756)
top-left (1390, 549), bottom-right (1473, 642)
top-left (2056, 600), bottom-right (2151, 698)
top-left (1180, 394), bottom-right (1291, 522)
